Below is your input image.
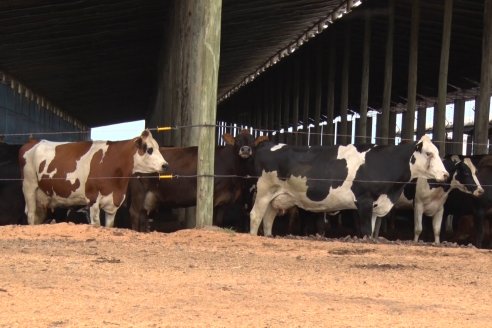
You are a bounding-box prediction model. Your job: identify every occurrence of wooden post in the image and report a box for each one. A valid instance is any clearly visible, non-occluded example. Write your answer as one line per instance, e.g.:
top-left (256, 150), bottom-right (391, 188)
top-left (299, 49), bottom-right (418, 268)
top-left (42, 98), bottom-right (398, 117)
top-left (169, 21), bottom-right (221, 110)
top-left (292, 59), bottom-right (301, 145)
top-left (268, 76), bottom-right (275, 139)
top-left (263, 77), bottom-right (269, 137)
top-left (275, 74), bottom-right (283, 143)
top-left (402, 0), bottom-right (420, 142)
top-left (380, 0), bottom-right (394, 145)
top-left (435, 0), bottom-right (453, 156)
top-left (283, 68), bottom-right (292, 144)
top-left (452, 99), bottom-right (465, 155)
top-left (302, 59), bottom-right (311, 146)
top-left (416, 106), bottom-right (427, 139)
top-left (389, 111), bottom-right (397, 145)
top-left (325, 35), bottom-right (336, 146)
top-left (357, 12), bottom-right (371, 144)
top-left (339, 24), bottom-right (351, 145)
top-left (474, 0), bottom-right (492, 154)
top-left (196, 1), bottom-right (221, 228)
top-left (313, 51), bottom-right (323, 146)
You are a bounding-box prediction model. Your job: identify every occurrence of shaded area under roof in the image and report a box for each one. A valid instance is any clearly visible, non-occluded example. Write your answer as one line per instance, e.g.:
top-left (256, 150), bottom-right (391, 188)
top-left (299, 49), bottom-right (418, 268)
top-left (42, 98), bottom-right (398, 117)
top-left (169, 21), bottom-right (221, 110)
top-left (218, 0), bottom-right (486, 126)
top-left (0, 0), bottom-right (348, 127)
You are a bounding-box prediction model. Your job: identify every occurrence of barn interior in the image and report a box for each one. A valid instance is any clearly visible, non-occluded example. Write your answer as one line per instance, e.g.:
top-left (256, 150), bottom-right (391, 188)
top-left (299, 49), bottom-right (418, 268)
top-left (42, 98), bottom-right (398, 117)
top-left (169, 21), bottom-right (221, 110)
top-left (0, 0), bottom-right (489, 148)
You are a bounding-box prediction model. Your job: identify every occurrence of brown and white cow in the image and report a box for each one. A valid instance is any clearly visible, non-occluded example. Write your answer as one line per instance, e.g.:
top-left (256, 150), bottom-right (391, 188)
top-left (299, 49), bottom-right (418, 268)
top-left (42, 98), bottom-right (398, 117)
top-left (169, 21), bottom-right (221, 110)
top-left (19, 129), bottom-right (167, 227)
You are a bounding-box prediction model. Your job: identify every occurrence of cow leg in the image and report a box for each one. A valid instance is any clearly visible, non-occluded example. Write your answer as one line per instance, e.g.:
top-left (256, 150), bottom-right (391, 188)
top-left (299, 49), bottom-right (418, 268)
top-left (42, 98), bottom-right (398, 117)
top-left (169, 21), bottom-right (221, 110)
top-left (250, 196), bottom-right (274, 235)
top-left (413, 202), bottom-right (424, 242)
top-left (261, 204), bottom-right (278, 237)
top-left (89, 203), bottom-right (101, 226)
top-left (356, 199), bottom-right (373, 237)
top-left (372, 216), bottom-right (382, 238)
top-left (104, 210), bottom-right (117, 228)
top-left (23, 185), bottom-right (38, 225)
top-left (474, 206), bottom-right (485, 248)
top-left (431, 208), bottom-right (444, 244)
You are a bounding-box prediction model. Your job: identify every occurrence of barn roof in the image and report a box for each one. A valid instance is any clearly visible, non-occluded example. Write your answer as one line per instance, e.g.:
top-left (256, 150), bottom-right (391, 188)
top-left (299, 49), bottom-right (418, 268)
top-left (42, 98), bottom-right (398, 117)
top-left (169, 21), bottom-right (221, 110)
top-left (0, 0), bottom-right (349, 127)
top-left (0, 0), bottom-right (487, 128)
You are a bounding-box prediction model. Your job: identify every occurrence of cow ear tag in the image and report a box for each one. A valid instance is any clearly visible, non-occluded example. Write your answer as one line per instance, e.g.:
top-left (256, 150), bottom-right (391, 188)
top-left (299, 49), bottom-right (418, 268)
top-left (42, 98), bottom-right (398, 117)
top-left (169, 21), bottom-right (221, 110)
top-left (222, 133), bottom-right (235, 145)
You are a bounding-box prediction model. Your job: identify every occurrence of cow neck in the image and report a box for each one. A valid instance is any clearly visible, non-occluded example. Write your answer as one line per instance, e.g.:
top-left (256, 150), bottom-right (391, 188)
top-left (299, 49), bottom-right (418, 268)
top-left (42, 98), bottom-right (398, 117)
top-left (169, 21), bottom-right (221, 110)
top-left (392, 141), bottom-right (419, 182)
top-left (105, 139), bottom-right (135, 177)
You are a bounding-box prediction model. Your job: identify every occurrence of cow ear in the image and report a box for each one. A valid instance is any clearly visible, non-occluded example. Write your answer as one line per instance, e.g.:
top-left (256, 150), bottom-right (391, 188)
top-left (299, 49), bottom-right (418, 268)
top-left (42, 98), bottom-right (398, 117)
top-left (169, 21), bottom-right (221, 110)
top-left (254, 135), bottom-right (269, 146)
top-left (135, 136), bottom-right (143, 149)
top-left (450, 155), bottom-right (461, 163)
top-left (414, 141), bottom-right (423, 153)
top-left (222, 133), bottom-right (235, 145)
top-left (140, 129), bottom-right (150, 139)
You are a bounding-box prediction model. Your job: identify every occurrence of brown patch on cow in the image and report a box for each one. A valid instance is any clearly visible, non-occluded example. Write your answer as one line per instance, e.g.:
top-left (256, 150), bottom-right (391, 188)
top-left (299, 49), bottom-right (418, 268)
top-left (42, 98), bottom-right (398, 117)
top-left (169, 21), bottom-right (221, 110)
top-left (141, 129), bottom-right (150, 138)
top-left (254, 135), bottom-right (269, 146)
top-left (222, 133), bottom-right (235, 146)
top-left (86, 141), bottom-right (135, 207)
top-left (38, 160), bottom-right (46, 173)
top-left (38, 142), bottom-right (92, 198)
top-left (18, 139), bottom-right (40, 176)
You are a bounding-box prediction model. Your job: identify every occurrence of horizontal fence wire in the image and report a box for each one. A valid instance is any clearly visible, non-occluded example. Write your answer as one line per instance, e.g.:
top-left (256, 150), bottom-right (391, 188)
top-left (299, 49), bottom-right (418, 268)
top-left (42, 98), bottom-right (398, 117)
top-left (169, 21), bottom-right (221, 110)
top-left (0, 174), bottom-right (488, 189)
top-left (0, 123), bottom-right (487, 148)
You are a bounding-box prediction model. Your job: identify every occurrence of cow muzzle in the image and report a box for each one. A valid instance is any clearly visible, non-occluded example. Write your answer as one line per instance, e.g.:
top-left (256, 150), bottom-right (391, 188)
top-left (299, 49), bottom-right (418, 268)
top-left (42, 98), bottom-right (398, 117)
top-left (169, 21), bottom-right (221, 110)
top-left (239, 146), bottom-right (252, 159)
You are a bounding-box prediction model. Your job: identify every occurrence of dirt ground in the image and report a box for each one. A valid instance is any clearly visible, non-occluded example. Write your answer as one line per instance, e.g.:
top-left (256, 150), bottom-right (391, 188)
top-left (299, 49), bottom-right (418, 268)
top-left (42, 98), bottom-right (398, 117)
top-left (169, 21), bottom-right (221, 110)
top-left (0, 223), bottom-right (491, 328)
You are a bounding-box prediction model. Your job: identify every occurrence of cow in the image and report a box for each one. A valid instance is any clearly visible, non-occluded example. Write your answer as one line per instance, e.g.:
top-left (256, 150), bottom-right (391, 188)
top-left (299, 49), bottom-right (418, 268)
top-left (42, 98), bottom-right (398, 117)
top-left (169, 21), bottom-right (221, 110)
top-left (128, 129), bottom-right (265, 232)
top-left (392, 155), bottom-right (483, 244)
top-left (443, 155), bottom-right (492, 247)
top-left (249, 135), bottom-right (449, 237)
top-left (0, 142), bottom-right (26, 225)
top-left (19, 129), bottom-right (168, 228)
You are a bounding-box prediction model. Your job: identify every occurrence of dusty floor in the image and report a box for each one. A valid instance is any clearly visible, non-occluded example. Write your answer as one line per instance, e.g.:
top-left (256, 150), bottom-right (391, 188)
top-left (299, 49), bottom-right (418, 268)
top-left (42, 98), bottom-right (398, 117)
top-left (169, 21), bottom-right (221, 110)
top-left (0, 223), bottom-right (491, 328)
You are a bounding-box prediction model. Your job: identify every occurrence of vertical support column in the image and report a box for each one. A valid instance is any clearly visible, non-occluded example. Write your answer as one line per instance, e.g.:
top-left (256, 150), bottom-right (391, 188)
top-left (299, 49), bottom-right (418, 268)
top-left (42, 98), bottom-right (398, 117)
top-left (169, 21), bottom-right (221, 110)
top-left (380, 0), bottom-right (394, 145)
top-left (452, 98), bottom-right (465, 154)
top-left (292, 59), bottom-right (301, 145)
top-left (402, 0), bottom-right (420, 142)
top-left (474, 0), bottom-right (492, 154)
top-left (283, 68), bottom-right (292, 144)
top-left (339, 24), bottom-right (351, 145)
top-left (275, 74), bottom-right (283, 143)
top-left (416, 106), bottom-right (427, 139)
top-left (269, 76), bottom-right (276, 139)
top-left (325, 35), bottom-right (336, 146)
top-left (389, 111), bottom-right (397, 145)
top-left (302, 59), bottom-right (311, 146)
top-left (263, 77), bottom-right (270, 137)
top-left (435, 0), bottom-right (453, 156)
top-left (190, 0), bottom-right (222, 228)
top-left (357, 12), bottom-right (371, 144)
top-left (313, 51), bottom-right (323, 146)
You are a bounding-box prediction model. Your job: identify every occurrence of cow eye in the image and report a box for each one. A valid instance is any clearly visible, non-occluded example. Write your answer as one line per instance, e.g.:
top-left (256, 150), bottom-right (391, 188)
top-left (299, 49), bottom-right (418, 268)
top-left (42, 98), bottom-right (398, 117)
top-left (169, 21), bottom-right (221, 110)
top-left (147, 147), bottom-right (153, 155)
top-left (426, 152), bottom-right (433, 157)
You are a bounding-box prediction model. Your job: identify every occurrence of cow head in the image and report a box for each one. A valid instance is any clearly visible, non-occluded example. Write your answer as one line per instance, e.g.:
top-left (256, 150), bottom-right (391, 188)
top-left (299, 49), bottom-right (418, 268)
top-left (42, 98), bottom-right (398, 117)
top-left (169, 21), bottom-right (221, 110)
top-left (410, 135), bottom-right (448, 181)
top-left (133, 129), bottom-right (168, 174)
top-left (222, 129), bottom-right (258, 159)
top-left (450, 156), bottom-right (484, 197)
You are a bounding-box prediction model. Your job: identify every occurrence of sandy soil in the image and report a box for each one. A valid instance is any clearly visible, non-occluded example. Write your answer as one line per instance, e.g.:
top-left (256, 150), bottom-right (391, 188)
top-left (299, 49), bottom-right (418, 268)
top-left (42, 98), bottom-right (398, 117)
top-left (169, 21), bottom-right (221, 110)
top-left (0, 223), bottom-right (491, 328)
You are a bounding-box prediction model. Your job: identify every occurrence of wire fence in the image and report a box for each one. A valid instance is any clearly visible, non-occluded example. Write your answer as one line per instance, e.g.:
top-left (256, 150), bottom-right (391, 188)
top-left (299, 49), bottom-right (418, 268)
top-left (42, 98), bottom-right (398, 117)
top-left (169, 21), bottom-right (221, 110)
top-left (0, 122), bottom-right (488, 149)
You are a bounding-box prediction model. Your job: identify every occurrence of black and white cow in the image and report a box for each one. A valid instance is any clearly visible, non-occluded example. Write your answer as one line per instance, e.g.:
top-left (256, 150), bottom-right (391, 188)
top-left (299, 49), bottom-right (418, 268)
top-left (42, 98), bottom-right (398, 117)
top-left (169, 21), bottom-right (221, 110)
top-left (249, 135), bottom-right (449, 237)
top-left (393, 155), bottom-right (483, 244)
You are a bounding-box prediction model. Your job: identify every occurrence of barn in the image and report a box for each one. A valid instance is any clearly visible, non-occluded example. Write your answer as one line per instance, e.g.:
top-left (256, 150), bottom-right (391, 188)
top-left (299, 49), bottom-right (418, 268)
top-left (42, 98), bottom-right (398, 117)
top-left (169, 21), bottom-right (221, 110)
top-left (0, 0), bottom-right (491, 232)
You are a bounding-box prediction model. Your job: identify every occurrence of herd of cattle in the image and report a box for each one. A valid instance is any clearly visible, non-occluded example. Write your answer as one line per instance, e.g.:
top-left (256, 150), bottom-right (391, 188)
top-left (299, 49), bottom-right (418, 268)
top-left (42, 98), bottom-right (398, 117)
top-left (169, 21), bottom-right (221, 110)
top-left (0, 129), bottom-right (491, 248)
